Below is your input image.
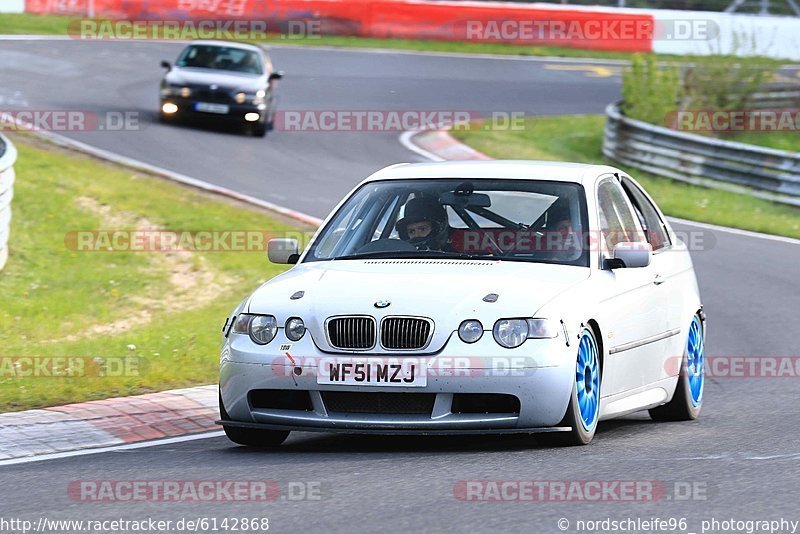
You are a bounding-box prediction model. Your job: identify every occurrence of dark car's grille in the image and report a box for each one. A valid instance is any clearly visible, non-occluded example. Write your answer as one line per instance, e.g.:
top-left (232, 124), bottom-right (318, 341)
top-left (194, 88), bottom-right (232, 103)
top-left (321, 392), bottom-right (435, 414)
top-left (381, 317), bottom-right (432, 350)
top-left (327, 316), bottom-right (376, 350)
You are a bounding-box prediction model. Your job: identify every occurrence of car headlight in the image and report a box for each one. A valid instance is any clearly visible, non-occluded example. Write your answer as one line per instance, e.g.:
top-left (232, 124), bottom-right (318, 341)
top-left (253, 89), bottom-right (266, 105)
top-left (232, 313), bottom-right (278, 345)
top-left (458, 320), bottom-right (483, 344)
top-left (285, 317), bottom-right (305, 341)
top-left (160, 85), bottom-right (182, 98)
top-left (180, 86), bottom-right (191, 98)
top-left (235, 92), bottom-right (247, 104)
top-left (526, 318), bottom-right (559, 339)
top-left (492, 318), bottom-right (559, 348)
top-left (493, 319), bottom-right (529, 348)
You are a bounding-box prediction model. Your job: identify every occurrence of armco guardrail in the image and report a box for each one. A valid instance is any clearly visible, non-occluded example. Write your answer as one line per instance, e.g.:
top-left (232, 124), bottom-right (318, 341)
top-left (750, 85), bottom-right (800, 109)
top-left (602, 102), bottom-right (800, 206)
top-left (0, 133), bottom-right (17, 272)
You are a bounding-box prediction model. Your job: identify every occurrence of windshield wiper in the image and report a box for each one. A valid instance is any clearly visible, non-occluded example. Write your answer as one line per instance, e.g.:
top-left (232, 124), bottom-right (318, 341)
top-left (334, 250), bottom-right (499, 261)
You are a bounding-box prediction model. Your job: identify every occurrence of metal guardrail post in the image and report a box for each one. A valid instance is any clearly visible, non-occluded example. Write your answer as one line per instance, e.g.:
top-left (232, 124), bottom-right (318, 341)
top-left (0, 133), bottom-right (18, 272)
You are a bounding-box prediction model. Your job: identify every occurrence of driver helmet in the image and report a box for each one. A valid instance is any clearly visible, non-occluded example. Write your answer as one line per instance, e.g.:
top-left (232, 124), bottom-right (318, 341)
top-left (395, 196), bottom-right (450, 250)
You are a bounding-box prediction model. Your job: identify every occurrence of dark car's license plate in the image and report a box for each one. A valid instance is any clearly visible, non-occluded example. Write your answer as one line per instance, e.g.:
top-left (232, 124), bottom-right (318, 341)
top-left (195, 102), bottom-right (229, 114)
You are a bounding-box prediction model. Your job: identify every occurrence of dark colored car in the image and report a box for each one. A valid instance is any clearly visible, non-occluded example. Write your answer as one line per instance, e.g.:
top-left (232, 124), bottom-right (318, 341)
top-left (159, 40), bottom-right (283, 137)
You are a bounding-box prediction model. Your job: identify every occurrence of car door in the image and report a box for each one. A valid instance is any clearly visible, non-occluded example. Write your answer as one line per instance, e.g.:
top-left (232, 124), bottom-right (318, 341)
top-left (595, 175), bottom-right (668, 396)
top-left (621, 176), bottom-right (685, 384)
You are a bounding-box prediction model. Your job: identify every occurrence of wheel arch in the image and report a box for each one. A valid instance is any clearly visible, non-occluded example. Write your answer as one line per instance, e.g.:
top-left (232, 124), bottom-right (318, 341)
top-left (586, 318), bottom-right (604, 378)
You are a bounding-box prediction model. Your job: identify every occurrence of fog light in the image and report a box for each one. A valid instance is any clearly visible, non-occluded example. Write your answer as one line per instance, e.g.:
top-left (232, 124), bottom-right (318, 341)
top-left (244, 112), bottom-right (260, 122)
top-left (161, 103), bottom-right (178, 114)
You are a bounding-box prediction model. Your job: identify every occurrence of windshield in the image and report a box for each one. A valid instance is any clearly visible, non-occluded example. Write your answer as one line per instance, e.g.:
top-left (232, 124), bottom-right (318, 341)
top-left (304, 179), bottom-right (589, 266)
top-left (176, 45), bottom-right (263, 74)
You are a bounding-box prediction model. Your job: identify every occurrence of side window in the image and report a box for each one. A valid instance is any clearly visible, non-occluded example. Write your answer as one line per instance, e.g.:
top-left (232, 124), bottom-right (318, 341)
top-left (372, 195), bottom-right (402, 241)
top-left (621, 179), bottom-right (671, 251)
top-left (597, 177), bottom-right (645, 253)
top-left (312, 194), bottom-right (370, 258)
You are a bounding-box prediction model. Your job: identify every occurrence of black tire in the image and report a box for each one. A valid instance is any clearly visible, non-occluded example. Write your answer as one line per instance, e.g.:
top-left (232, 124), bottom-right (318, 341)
top-left (219, 393), bottom-right (289, 447)
top-left (649, 316), bottom-right (704, 422)
top-left (537, 327), bottom-right (601, 447)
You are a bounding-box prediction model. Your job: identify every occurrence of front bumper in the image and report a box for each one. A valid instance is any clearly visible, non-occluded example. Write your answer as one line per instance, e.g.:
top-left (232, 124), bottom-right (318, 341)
top-left (160, 97), bottom-right (265, 121)
top-left (217, 420), bottom-right (571, 435)
top-left (219, 332), bottom-right (576, 433)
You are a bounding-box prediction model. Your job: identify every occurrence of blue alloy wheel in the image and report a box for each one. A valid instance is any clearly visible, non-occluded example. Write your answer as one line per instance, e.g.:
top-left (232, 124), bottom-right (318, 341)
top-left (649, 313), bottom-right (705, 422)
top-left (576, 329), bottom-right (600, 431)
top-left (686, 316), bottom-right (705, 407)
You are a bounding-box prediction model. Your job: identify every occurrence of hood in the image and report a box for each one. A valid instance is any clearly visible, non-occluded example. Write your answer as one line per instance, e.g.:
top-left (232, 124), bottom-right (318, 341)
top-left (165, 67), bottom-right (264, 91)
top-left (247, 259), bottom-right (589, 353)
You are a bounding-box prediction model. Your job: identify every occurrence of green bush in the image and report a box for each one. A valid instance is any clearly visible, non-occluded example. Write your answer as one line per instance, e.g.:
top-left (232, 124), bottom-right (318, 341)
top-left (621, 54), bottom-right (682, 126)
top-left (622, 51), bottom-right (781, 131)
top-left (681, 55), bottom-right (778, 111)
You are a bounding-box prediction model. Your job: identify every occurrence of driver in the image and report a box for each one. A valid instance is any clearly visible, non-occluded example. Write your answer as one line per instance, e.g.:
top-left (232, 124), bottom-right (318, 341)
top-left (395, 196), bottom-right (451, 251)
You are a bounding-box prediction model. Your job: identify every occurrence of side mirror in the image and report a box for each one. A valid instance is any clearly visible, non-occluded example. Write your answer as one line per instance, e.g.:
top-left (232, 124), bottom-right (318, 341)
top-left (607, 241), bottom-right (652, 269)
top-left (160, 60), bottom-right (172, 70)
top-left (268, 71), bottom-right (284, 81)
top-left (268, 238), bottom-right (299, 264)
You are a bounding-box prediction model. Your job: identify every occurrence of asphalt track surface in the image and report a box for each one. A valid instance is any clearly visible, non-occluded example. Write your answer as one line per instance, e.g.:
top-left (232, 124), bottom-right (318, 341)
top-left (2, 40), bottom-right (800, 533)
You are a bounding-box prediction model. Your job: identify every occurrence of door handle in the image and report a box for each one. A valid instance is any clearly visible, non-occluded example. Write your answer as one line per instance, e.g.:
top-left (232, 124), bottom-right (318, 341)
top-left (653, 273), bottom-right (665, 285)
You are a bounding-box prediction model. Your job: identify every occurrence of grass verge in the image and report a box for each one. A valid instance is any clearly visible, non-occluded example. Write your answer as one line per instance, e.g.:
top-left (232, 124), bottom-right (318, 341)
top-left (0, 133), bottom-right (311, 412)
top-left (452, 115), bottom-right (800, 239)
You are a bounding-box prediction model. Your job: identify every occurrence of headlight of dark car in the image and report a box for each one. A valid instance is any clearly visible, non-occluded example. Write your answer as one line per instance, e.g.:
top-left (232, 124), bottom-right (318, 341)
top-left (161, 84), bottom-right (190, 98)
top-left (234, 90), bottom-right (266, 105)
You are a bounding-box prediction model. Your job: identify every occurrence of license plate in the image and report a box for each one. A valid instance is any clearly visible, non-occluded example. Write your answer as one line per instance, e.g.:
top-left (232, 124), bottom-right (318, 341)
top-left (195, 102), bottom-right (229, 114)
top-left (317, 358), bottom-right (427, 387)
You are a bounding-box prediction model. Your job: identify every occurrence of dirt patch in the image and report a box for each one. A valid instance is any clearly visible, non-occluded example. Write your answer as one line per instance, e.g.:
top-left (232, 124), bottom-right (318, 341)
top-left (46, 197), bottom-right (238, 342)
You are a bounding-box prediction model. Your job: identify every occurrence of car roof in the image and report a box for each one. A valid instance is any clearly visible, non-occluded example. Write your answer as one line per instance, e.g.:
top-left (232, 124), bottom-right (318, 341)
top-left (186, 40), bottom-right (264, 53)
top-left (362, 160), bottom-right (623, 186)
